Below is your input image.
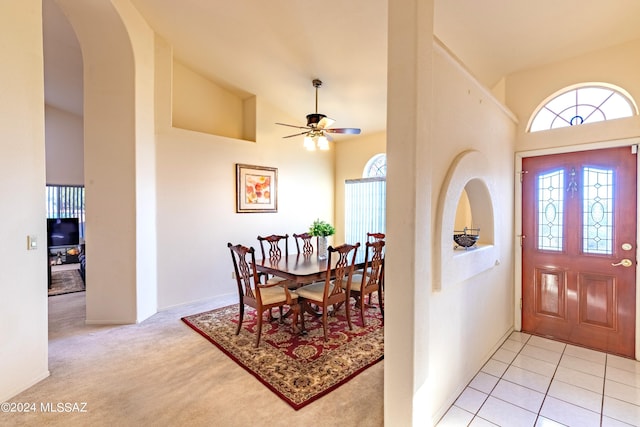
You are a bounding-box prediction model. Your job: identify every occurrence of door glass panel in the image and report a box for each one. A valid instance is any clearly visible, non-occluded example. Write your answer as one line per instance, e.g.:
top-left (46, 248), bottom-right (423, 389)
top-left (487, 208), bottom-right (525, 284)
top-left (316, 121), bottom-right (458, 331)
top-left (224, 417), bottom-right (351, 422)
top-left (583, 167), bottom-right (614, 254)
top-left (538, 170), bottom-right (564, 251)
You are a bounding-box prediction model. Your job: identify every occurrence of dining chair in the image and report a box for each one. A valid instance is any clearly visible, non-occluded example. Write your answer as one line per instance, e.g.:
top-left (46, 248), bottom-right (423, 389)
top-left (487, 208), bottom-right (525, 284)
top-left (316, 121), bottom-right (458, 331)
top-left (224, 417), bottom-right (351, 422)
top-left (292, 232), bottom-right (314, 256)
top-left (257, 234), bottom-right (289, 284)
top-left (358, 232), bottom-right (385, 305)
top-left (228, 242), bottom-right (299, 347)
top-left (295, 242), bottom-right (360, 341)
top-left (346, 239), bottom-right (385, 326)
top-left (367, 232), bottom-right (385, 242)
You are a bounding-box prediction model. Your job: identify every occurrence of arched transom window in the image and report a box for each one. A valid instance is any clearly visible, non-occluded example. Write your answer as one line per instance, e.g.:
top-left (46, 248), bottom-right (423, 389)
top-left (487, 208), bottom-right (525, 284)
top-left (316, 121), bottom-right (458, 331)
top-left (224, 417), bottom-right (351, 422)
top-left (528, 84), bottom-right (637, 132)
top-left (363, 153), bottom-right (387, 177)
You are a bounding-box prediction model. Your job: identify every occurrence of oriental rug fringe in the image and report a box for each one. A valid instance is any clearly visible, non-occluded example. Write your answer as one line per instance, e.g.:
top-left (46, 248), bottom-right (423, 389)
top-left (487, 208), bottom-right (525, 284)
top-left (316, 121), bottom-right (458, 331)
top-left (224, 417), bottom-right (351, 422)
top-left (181, 299), bottom-right (384, 410)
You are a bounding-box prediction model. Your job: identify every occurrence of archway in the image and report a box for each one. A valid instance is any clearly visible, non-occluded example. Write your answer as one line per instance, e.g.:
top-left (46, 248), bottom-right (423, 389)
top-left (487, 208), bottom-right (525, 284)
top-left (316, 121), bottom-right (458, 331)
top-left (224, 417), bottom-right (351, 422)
top-left (54, 0), bottom-right (157, 323)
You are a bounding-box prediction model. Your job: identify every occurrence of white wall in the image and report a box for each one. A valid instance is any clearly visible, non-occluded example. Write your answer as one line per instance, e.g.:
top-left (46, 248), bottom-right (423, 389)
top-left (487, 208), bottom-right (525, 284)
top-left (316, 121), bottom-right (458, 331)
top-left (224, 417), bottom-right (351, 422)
top-left (154, 38), bottom-right (336, 309)
top-left (385, 1), bottom-right (435, 423)
top-left (506, 38), bottom-right (640, 152)
top-left (113, 0), bottom-right (159, 323)
top-left (384, 4), bottom-right (517, 423)
top-left (45, 104), bottom-right (84, 185)
top-left (0, 0), bottom-right (49, 402)
top-left (427, 44), bottom-right (516, 421)
top-left (58, 0), bottom-right (158, 324)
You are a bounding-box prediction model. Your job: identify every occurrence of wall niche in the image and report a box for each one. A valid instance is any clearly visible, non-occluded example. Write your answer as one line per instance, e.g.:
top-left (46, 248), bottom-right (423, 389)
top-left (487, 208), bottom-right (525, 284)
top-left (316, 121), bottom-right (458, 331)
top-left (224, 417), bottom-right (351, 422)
top-left (435, 150), bottom-right (498, 291)
top-left (171, 60), bottom-right (256, 141)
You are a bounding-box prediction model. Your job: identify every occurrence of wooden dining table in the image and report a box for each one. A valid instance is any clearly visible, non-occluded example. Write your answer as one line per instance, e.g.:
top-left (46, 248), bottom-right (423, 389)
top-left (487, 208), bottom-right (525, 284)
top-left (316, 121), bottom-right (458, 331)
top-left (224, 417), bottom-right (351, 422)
top-left (256, 253), bottom-right (368, 287)
top-left (257, 251), bottom-right (385, 329)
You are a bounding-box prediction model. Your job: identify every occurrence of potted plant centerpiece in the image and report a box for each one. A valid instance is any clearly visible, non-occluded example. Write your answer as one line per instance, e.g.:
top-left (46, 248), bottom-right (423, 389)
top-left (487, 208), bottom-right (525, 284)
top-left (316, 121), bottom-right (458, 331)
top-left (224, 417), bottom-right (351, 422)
top-left (309, 218), bottom-right (335, 260)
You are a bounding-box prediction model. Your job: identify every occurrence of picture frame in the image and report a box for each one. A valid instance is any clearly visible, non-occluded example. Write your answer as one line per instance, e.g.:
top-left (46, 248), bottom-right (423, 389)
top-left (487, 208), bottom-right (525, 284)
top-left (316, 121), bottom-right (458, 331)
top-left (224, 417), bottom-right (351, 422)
top-left (235, 164), bottom-right (278, 213)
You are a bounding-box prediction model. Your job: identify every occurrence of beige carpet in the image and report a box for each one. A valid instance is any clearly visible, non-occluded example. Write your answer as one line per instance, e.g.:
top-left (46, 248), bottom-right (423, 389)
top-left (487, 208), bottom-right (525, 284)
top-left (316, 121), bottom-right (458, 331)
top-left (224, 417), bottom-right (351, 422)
top-left (1, 292), bottom-right (383, 426)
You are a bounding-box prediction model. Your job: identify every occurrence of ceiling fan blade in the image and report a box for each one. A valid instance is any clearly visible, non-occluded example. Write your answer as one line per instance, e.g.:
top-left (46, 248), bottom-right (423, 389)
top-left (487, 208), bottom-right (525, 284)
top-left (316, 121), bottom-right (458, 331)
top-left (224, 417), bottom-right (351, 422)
top-left (282, 131), bottom-right (311, 138)
top-left (317, 116), bottom-right (335, 129)
top-left (275, 122), bottom-right (311, 130)
top-left (324, 127), bottom-right (361, 135)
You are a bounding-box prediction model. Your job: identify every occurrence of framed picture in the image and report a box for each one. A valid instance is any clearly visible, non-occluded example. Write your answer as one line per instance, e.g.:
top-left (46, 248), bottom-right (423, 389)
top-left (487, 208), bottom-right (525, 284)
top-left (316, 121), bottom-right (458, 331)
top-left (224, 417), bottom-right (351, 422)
top-left (235, 164), bottom-right (278, 213)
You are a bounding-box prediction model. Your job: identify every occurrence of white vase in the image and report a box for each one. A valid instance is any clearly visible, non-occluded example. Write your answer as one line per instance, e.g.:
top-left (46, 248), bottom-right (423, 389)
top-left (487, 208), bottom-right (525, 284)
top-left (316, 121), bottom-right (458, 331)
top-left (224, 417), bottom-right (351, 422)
top-left (317, 236), bottom-right (328, 260)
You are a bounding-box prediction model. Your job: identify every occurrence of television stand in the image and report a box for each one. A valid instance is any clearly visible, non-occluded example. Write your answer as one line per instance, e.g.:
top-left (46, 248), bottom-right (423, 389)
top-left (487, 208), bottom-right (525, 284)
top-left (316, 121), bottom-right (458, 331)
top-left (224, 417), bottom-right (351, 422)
top-left (47, 245), bottom-right (81, 289)
top-left (48, 245), bottom-right (81, 265)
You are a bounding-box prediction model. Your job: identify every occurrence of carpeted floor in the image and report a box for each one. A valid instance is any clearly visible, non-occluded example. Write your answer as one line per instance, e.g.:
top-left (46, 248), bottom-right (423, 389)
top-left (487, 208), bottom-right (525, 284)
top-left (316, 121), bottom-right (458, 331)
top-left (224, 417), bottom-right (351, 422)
top-left (182, 302), bottom-right (384, 409)
top-left (49, 268), bottom-right (85, 297)
top-left (2, 292), bottom-right (383, 426)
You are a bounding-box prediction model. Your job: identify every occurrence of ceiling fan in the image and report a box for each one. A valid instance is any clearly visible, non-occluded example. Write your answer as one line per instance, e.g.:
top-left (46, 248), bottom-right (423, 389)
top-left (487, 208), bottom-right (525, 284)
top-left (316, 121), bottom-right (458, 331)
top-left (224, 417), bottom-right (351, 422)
top-left (276, 78), bottom-right (361, 150)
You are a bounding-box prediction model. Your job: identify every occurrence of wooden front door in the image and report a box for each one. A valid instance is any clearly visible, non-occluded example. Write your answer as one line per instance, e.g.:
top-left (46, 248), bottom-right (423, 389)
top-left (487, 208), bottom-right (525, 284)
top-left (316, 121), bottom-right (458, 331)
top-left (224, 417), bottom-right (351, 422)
top-left (522, 146), bottom-right (637, 358)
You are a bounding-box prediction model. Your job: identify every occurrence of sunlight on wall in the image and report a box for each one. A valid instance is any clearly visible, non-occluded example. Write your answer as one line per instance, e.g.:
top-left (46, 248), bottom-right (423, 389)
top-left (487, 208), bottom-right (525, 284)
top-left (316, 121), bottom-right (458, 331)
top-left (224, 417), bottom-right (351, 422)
top-left (454, 189), bottom-right (472, 231)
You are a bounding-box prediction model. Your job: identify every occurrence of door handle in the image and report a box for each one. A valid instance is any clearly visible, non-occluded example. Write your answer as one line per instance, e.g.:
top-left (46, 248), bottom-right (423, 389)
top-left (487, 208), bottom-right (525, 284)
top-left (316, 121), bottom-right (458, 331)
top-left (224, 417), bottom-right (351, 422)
top-left (611, 259), bottom-right (633, 267)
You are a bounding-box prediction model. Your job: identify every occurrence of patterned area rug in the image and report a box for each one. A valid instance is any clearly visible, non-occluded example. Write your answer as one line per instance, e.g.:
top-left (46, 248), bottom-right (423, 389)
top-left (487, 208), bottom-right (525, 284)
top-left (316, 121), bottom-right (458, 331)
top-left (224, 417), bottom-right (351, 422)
top-left (182, 300), bottom-right (384, 410)
top-left (49, 269), bottom-right (85, 296)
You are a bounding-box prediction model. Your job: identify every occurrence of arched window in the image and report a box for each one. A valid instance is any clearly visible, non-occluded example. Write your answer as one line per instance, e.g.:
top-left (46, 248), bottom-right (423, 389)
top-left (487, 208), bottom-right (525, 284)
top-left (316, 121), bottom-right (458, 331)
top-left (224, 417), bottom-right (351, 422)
top-left (345, 153), bottom-right (387, 245)
top-left (528, 84), bottom-right (637, 132)
top-left (363, 153), bottom-right (387, 177)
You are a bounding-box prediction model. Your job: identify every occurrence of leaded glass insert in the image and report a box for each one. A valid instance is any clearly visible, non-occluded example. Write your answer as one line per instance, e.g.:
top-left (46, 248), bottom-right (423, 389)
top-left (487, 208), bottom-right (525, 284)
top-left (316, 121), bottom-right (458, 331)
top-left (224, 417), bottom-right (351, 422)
top-left (583, 167), bottom-right (613, 254)
top-left (538, 170), bottom-right (564, 251)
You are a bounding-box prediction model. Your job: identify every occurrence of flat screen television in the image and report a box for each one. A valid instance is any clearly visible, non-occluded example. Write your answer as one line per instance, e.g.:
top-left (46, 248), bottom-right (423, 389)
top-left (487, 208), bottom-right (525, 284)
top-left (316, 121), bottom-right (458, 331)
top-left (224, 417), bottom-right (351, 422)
top-left (47, 218), bottom-right (80, 248)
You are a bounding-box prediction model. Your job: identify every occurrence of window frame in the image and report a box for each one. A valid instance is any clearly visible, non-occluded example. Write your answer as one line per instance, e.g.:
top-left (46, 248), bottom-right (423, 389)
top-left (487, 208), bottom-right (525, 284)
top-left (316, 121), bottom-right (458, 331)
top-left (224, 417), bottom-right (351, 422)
top-left (527, 83), bottom-right (638, 133)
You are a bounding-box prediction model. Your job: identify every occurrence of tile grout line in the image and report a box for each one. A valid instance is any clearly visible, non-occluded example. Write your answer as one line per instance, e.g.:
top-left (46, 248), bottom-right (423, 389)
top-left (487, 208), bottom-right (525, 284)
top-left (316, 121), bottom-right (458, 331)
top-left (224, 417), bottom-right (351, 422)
top-left (469, 333), bottom-right (534, 426)
top-left (448, 334), bottom-right (639, 427)
top-left (531, 339), bottom-right (567, 426)
top-left (600, 353), bottom-right (607, 427)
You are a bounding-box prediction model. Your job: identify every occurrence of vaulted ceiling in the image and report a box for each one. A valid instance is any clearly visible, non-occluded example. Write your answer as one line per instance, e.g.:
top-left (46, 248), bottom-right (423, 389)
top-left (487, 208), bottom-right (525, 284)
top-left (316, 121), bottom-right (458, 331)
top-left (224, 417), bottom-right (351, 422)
top-left (43, 0), bottom-right (640, 136)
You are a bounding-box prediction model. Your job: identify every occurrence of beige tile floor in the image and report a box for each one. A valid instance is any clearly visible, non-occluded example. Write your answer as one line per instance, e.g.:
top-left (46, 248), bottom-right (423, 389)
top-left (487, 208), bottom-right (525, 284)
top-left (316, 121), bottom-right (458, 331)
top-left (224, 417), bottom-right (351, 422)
top-left (438, 332), bottom-right (640, 427)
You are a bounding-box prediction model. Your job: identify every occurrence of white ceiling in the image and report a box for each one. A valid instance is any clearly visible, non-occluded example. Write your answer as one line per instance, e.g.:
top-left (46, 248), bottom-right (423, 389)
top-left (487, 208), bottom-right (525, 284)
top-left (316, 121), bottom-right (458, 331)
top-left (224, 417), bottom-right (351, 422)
top-left (43, 0), bottom-right (640, 136)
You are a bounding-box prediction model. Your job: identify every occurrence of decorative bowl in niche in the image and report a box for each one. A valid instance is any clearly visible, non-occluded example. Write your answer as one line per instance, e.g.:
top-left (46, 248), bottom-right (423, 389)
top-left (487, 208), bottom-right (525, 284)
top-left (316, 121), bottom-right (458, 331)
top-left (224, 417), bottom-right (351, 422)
top-left (453, 227), bottom-right (480, 249)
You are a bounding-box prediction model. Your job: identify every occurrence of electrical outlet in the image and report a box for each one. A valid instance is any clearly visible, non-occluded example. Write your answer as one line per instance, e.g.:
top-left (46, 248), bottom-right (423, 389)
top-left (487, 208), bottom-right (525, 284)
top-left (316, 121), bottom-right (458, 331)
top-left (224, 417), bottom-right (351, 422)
top-left (231, 272), bottom-right (236, 279)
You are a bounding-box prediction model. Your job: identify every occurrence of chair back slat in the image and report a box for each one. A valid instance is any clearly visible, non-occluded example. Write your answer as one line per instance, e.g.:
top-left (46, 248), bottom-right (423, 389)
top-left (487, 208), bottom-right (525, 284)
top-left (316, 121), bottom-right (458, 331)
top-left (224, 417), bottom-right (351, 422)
top-left (228, 243), bottom-right (258, 300)
top-left (293, 232), bottom-right (314, 256)
top-left (257, 234), bottom-right (289, 260)
top-left (363, 239), bottom-right (385, 289)
top-left (326, 243), bottom-right (360, 298)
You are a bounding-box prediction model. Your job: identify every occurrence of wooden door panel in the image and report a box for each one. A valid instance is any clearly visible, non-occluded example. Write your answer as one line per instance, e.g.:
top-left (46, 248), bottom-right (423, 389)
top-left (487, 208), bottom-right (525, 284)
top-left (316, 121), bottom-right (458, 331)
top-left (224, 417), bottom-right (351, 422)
top-left (578, 273), bottom-right (615, 329)
top-left (534, 268), bottom-right (566, 319)
top-left (522, 146), bottom-right (636, 358)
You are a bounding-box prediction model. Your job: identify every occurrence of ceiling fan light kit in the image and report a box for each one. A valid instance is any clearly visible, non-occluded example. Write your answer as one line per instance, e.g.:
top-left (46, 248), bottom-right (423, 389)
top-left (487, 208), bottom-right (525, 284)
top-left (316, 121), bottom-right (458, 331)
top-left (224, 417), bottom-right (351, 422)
top-left (276, 78), bottom-right (361, 151)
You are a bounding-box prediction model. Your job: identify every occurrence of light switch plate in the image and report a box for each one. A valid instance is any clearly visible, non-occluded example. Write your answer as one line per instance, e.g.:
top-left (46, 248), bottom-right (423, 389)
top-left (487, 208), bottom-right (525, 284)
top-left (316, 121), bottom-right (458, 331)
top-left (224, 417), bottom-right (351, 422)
top-left (27, 235), bottom-right (37, 250)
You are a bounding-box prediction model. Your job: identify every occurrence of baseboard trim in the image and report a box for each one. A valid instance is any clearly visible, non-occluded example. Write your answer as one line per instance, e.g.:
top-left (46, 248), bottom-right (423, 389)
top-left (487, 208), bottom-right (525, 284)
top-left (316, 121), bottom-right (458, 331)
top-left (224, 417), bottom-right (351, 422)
top-left (432, 326), bottom-right (514, 425)
top-left (2, 370), bottom-right (50, 402)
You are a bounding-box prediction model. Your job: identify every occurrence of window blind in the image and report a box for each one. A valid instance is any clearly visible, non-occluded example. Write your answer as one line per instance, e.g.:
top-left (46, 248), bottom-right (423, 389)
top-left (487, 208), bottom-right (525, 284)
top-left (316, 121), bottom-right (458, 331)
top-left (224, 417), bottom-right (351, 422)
top-left (46, 185), bottom-right (85, 238)
top-left (345, 177), bottom-right (386, 246)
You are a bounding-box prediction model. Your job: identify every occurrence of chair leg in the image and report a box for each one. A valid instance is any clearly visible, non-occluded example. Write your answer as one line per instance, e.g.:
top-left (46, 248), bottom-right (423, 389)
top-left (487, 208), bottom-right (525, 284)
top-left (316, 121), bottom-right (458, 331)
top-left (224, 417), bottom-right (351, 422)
top-left (359, 292), bottom-right (366, 327)
top-left (290, 303), bottom-right (301, 334)
top-left (299, 301), bottom-right (306, 331)
top-left (236, 303), bottom-right (244, 335)
top-left (255, 310), bottom-right (263, 347)
top-left (322, 309), bottom-right (329, 341)
top-left (268, 307), bottom-right (280, 322)
top-left (345, 297), bottom-right (353, 331)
